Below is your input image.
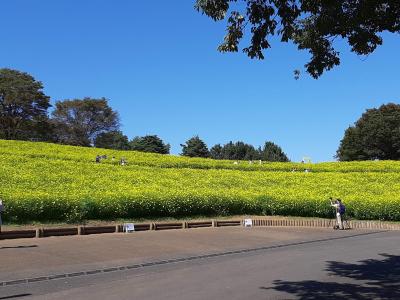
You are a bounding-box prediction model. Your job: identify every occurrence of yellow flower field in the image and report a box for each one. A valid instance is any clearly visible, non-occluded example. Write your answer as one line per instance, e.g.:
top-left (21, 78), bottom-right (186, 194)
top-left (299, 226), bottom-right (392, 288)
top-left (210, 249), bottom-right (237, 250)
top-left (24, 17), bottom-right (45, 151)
top-left (1, 140), bottom-right (399, 222)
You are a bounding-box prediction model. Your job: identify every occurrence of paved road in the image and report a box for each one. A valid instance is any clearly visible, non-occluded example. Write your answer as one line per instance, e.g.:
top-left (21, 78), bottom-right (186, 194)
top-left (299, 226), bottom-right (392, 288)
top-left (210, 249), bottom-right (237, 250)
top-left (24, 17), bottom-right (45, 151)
top-left (0, 228), bottom-right (399, 299)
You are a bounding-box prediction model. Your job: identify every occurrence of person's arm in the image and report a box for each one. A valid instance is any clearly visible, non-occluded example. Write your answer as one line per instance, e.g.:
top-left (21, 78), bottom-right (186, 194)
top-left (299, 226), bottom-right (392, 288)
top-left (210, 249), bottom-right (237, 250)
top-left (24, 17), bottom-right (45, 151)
top-left (330, 198), bottom-right (338, 208)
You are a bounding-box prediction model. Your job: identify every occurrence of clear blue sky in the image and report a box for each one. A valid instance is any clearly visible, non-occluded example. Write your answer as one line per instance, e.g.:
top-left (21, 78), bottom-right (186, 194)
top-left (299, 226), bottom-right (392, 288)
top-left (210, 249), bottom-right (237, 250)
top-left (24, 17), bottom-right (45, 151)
top-left (1, 1), bottom-right (399, 162)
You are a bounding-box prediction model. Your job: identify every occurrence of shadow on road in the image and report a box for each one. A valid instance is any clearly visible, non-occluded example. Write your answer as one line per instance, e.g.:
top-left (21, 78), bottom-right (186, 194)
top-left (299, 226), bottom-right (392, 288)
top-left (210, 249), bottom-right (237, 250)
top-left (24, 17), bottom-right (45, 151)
top-left (0, 245), bottom-right (38, 250)
top-left (0, 294), bottom-right (32, 299)
top-left (261, 253), bottom-right (400, 300)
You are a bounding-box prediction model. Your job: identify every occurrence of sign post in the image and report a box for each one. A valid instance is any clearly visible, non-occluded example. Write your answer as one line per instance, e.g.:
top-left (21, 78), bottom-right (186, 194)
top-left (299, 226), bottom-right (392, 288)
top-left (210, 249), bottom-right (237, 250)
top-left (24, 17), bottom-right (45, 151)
top-left (244, 219), bottom-right (252, 227)
top-left (124, 223), bottom-right (135, 233)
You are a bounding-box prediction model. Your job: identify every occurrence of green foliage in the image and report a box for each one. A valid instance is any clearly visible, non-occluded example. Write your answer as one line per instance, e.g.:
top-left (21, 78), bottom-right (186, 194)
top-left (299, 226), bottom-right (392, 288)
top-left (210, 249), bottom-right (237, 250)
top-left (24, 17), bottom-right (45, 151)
top-left (224, 141), bottom-right (258, 160)
top-left (0, 68), bottom-right (51, 140)
top-left (210, 144), bottom-right (223, 159)
top-left (1, 140), bottom-right (400, 223)
top-left (337, 103), bottom-right (400, 161)
top-left (129, 135), bottom-right (170, 154)
top-left (181, 136), bottom-right (210, 158)
top-left (52, 98), bottom-right (119, 146)
top-left (210, 141), bottom-right (288, 161)
top-left (261, 141), bottom-right (289, 162)
top-left (195, 1), bottom-right (400, 78)
top-left (94, 131), bottom-right (130, 150)
top-left (212, 141), bottom-right (260, 160)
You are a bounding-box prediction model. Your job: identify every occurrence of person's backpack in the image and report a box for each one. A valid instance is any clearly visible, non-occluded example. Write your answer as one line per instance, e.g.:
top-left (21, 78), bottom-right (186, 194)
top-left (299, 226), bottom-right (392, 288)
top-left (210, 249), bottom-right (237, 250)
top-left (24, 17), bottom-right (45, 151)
top-left (339, 203), bottom-right (346, 215)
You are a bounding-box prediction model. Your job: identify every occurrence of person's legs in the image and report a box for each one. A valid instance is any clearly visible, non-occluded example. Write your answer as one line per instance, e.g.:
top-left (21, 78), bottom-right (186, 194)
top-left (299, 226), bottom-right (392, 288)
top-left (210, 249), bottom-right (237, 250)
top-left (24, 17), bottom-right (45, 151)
top-left (341, 214), bottom-right (349, 229)
top-left (336, 212), bottom-right (343, 230)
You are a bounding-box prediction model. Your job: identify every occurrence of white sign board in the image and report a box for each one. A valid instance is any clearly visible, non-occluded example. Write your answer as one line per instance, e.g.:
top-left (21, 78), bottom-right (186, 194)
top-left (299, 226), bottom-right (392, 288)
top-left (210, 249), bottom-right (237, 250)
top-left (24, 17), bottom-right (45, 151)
top-left (124, 223), bottom-right (135, 233)
top-left (244, 219), bottom-right (252, 227)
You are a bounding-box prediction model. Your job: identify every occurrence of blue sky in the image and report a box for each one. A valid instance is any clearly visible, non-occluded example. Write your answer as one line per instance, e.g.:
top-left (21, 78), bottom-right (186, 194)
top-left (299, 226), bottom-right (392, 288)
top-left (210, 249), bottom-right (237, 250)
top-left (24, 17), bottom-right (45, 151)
top-left (1, 1), bottom-right (399, 162)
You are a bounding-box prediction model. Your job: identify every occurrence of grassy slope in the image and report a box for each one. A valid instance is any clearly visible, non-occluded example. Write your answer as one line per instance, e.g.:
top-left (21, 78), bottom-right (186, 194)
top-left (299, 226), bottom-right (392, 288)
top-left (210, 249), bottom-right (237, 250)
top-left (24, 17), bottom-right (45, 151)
top-left (1, 140), bottom-right (400, 222)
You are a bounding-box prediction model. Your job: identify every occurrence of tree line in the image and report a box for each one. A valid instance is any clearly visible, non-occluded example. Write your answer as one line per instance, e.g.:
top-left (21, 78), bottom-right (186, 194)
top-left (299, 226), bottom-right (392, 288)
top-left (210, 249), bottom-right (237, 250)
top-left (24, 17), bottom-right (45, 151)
top-left (181, 137), bottom-right (289, 161)
top-left (1, 68), bottom-right (399, 161)
top-left (0, 68), bottom-right (289, 161)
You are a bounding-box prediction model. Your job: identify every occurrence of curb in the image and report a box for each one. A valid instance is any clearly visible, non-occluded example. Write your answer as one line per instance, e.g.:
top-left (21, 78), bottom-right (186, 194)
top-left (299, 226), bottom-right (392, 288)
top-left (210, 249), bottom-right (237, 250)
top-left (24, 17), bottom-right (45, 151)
top-left (0, 218), bottom-right (399, 240)
top-left (250, 218), bottom-right (400, 230)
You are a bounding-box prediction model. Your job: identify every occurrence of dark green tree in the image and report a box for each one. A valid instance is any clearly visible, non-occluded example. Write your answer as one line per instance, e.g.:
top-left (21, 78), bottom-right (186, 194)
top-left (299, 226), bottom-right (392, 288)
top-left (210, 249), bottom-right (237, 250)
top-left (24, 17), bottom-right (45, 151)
top-left (52, 98), bottom-right (119, 146)
top-left (129, 135), bottom-right (170, 154)
top-left (181, 136), bottom-right (210, 158)
top-left (233, 141), bottom-right (249, 160)
top-left (243, 143), bottom-right (261, 160)
top-left (94, 130), bottom-right (130, 150)
top-left (210, 143), bottom-right (223, 159)
top-left (214, 141), bottom-right (260, 160)
top-left (220, 141), bottom-right (236, 159)
top-left (337, 103), bottom-right (400, 161)
top-left (260, 141), bottom-right (289, 162)
top-left (0, 68), bottom-right (51, 140)
top-left (195, 1), bottom-right (400, 78)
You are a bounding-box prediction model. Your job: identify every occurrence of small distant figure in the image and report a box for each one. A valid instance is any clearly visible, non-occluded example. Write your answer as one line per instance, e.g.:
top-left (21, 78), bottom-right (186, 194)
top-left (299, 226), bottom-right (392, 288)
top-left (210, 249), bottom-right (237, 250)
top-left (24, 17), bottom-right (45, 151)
top-left (249, 160), bottom-right (253, 164)
top-left (96, 155), bottom-right (108, 163)
top-left (301, 159), bottom-right (305, 164)
top-left (259, 160), bottom-right (262, 165)
top-left (120, 157), bottom-right (127, 166)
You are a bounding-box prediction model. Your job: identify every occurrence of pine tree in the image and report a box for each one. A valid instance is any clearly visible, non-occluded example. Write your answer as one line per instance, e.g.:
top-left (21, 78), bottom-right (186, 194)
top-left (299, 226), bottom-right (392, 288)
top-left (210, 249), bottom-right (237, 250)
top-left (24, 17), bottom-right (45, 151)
top-left (181, 136), bottom-right (210, 158)
top-left (129, 135), bottom-right (170, 154)
top-left (261, 141), bottom-right (289, 162)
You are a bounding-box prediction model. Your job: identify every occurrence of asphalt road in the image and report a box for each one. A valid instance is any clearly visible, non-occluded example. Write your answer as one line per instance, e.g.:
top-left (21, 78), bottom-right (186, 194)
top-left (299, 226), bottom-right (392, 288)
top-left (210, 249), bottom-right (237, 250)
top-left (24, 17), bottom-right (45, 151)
top-left (0, 228), bottom-right (399, 299)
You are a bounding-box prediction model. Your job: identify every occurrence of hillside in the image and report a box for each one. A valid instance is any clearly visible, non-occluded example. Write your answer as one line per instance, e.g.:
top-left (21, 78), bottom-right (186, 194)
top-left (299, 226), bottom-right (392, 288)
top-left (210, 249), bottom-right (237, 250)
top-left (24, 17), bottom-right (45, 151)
top-left (0, 140), bottom-right (399, 223)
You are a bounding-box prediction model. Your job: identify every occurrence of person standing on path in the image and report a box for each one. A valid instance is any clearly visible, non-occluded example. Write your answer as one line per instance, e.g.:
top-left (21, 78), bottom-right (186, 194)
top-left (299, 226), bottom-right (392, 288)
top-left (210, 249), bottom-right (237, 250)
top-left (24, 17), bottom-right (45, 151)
top-left (330, 198), bottom-right (345, 230)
